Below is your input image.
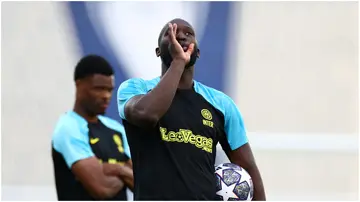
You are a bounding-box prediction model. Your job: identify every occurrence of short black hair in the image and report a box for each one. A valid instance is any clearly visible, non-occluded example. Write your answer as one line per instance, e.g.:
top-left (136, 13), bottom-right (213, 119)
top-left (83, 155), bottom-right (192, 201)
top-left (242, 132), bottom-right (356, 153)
top-left (74, 54), bottom-right (114, 81)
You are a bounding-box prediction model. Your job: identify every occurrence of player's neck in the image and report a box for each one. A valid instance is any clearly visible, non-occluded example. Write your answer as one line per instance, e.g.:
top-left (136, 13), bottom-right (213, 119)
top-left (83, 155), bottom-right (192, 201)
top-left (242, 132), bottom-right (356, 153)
top-left (73, 102), bottom-right (98, 123)
top-left (161, 64), bottom-right (194, 89)
top-left (178, 67), bottom-right (194, 89)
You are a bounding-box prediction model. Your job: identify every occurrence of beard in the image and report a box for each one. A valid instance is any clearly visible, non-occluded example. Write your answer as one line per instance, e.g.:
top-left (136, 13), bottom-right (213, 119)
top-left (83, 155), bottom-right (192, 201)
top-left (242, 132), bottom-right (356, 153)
top-left (159, 42), bottom-right (199, 69)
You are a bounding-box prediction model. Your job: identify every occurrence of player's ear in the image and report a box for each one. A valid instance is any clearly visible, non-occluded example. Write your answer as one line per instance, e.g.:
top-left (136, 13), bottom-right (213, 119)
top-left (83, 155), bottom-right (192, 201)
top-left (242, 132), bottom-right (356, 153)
top-left (197, 48), bottom-right (200, 58)
top-left (75, 79), bottom-right (81, 87)
top-left (75, 79), bottom-right (85, 89)
top-left (155, 47), bottom-right (160, 57)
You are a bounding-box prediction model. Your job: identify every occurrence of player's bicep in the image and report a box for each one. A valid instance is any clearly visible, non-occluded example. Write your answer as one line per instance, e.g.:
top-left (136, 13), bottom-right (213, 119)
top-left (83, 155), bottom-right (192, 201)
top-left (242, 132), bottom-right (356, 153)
top-left (123, 95), bottom-right (146, 122)
top-left (220, 98), bottom-right (265, 200)
top-left (71, 157), bottom-right (105, 188)
top-left (228, 143), bottom-right (256, 169)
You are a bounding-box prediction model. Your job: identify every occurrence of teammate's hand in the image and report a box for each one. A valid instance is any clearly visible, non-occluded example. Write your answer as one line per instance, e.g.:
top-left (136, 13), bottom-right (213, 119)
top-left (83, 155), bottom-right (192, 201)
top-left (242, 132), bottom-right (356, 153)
top-left (168, 23), bottom-right (195, 64)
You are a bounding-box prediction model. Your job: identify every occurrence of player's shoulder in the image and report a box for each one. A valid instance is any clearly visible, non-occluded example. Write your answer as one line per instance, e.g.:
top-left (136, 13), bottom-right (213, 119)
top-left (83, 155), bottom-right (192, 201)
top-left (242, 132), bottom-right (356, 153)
top-left (53, 112), bottom-right (82, 133)
top-left (119, 77), bottom-right (160, 92)
top-left (194, 80), bottom-right (235, 107)
top-left (98, 115), bottom-right (125, 134)
top-left (52, 111), bottom-right (87, 141)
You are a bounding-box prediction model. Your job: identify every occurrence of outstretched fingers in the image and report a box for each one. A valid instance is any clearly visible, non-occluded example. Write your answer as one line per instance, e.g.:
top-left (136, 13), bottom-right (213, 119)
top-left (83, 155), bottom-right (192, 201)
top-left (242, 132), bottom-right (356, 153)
top-left (168, 23), bottom-right (178, 44)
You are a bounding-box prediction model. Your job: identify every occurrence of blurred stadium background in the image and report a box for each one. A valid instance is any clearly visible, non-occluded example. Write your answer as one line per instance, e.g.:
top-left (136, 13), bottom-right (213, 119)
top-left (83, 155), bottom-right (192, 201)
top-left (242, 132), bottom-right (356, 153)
top-left (1, 1), bottom-right (358, 201)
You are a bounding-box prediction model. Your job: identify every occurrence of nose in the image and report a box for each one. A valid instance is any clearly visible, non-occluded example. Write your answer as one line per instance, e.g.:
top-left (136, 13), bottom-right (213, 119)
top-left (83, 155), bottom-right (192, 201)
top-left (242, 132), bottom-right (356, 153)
top-left (176, 31), bottom-right (186, 41)
top-left (103, 91), bottom-right (111, 101)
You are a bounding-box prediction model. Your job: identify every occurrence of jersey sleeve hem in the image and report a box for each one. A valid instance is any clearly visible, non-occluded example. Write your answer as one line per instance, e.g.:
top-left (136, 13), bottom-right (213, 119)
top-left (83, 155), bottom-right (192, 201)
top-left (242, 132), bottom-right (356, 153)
top-left (229, 138), bottom-right (248, 151)
top-left (65, 153), bottom-right (95, 168)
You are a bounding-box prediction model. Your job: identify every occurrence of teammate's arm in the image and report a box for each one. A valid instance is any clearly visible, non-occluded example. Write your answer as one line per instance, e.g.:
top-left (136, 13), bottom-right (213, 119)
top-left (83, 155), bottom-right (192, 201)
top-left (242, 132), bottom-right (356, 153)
top-left (102, 160), bottom-right (134, 191)
top-left (53, 124), bottom-right (124, 199)
top-left (118, 23), bottom-right (195, 128)
top-left (71, 158), bottom-right (125, 199)
top-left (219, 96), bottom-right (266, 201)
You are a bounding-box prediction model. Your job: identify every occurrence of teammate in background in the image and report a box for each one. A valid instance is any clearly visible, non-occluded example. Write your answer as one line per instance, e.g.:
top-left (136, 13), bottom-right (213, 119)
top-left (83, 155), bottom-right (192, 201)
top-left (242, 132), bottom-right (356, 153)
top-left (52, 55), bottom-right (134, 200)
top-left (117, 18), bottom-right (266, 200)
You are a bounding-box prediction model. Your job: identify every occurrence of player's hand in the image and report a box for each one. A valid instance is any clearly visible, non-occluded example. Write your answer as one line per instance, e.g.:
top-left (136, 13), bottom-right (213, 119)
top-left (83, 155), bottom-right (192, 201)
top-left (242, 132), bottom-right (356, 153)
top-left (102, 162), bottom-right (124, 177)
top-left (168, 23), bottom-right (195, 64)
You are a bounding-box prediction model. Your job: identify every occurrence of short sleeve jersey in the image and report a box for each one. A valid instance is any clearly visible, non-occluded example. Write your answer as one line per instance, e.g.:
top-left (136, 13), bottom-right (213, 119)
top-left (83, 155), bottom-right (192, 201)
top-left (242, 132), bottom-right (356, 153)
top-left (117, 77), bottom-right (248, 200)
top-left (51, 111), bottom-right (131, 201)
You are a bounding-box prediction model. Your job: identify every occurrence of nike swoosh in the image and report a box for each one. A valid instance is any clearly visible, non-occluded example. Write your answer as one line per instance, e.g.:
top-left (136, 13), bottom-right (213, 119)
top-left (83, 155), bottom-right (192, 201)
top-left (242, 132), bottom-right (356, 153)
top-left (90, 138), bottom-right (100, 144)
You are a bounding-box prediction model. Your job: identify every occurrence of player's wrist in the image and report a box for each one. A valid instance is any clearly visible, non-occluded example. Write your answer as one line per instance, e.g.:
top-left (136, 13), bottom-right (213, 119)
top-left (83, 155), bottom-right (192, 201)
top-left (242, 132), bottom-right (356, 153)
top-left (170, 58), bottom-right (187, 69)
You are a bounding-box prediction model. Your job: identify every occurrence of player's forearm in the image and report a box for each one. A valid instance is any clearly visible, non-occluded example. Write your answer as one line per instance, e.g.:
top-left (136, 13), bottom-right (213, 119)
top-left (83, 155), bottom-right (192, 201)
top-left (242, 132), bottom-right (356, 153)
top-left (132, 59), bottom-right (185, 125)
top-left (88, 175), bottom-right (124, 199)
top-left (103, 163), bottom-right (134, 191)
top-left (247, 166), bottom-right (266, 201)
top-left (72, 158), bottom-right (125, 200)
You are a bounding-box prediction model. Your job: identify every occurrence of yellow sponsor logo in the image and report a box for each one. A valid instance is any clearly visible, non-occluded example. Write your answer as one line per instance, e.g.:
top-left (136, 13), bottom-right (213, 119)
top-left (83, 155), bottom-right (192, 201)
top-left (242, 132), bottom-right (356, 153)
top-left (90, 138), bottom-right (100, 144)
top-left (160, 127), bottom-right (213, 153)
